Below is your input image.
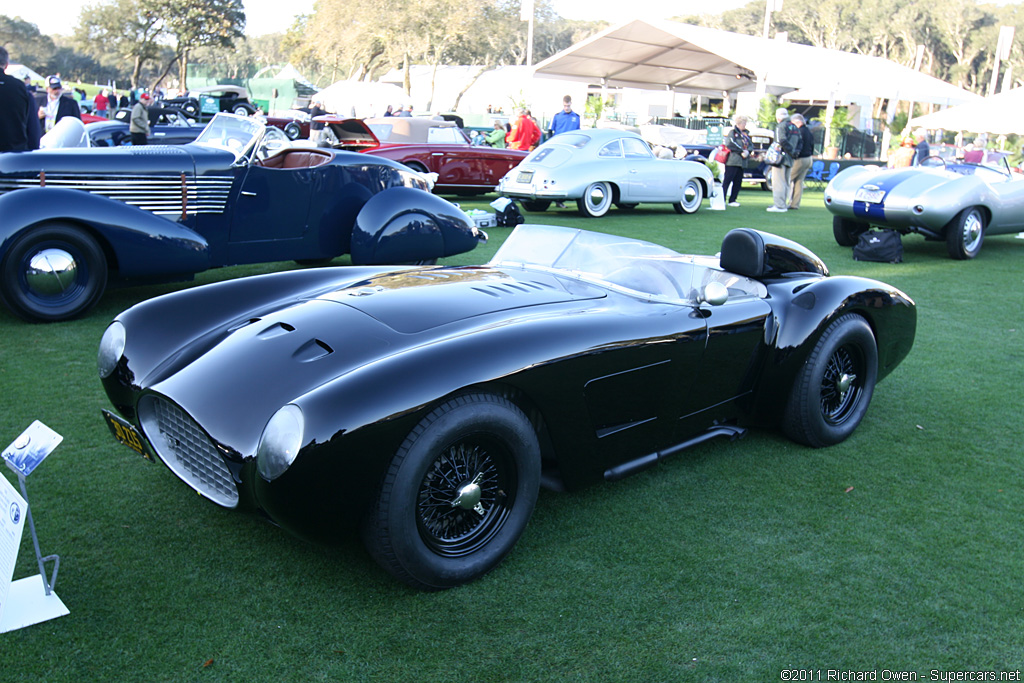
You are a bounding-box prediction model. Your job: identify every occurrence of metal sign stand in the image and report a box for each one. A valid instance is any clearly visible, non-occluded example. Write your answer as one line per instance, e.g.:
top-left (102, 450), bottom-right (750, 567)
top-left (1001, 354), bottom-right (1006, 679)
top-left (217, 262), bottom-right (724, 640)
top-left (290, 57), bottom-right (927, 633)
top-left (0, 421), bottom-right (69, 633)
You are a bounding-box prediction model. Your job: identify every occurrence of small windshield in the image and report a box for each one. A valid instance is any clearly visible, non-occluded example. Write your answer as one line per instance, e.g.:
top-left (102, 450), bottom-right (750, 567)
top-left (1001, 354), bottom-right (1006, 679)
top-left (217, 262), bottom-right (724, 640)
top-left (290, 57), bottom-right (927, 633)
top-left (491, 224), bottom-right (766, 302)
top-left (194, 113), bottom-right (265, 159)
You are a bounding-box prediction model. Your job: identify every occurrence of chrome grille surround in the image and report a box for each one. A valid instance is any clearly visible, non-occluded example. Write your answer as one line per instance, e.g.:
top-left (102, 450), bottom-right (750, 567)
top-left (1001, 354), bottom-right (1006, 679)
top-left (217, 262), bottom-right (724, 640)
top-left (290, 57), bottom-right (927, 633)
top-left (138, 395), bottom-right (239, 508)
top-left (0, 175), bottom-right (234, 216)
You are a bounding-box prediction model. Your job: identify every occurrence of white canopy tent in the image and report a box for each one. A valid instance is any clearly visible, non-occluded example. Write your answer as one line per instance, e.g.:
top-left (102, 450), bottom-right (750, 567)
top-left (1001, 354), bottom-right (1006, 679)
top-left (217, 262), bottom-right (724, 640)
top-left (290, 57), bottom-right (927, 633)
top-left (314, 80), bottom-right (408, 118)
top-left (4, 64), bottom-right (45, 83)
top-left (533, 19), bottom-right (981, 116)
top-left (909, 87), bottom-right (1024, 135)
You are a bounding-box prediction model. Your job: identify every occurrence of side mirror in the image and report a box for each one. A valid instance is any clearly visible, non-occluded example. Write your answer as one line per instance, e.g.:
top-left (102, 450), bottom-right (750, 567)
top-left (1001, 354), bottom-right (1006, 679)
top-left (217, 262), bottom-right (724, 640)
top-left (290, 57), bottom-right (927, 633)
top-left (701, 281), bottom-right (729, 306)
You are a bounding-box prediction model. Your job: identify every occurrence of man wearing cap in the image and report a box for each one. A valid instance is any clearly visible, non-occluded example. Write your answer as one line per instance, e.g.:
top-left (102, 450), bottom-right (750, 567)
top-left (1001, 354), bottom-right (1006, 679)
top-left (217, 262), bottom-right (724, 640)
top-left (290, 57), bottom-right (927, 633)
top-left (38, 75), bottom-right (82, 133)
top-left (130, 92), bottom-right (152, 145)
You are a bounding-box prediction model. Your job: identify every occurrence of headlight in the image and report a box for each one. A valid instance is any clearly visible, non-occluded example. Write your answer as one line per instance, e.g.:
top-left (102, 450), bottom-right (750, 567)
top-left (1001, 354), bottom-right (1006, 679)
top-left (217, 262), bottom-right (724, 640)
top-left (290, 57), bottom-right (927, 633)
top-left (256, 405), bottom-right (304, 481)
top-left (97, 321), bottom-right (126, 378)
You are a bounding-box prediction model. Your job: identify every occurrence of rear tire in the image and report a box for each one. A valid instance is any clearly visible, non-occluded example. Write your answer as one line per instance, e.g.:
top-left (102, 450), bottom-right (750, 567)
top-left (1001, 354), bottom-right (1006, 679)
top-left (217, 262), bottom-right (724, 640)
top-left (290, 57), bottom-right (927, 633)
top-left (945, 206), bottom-right (985, 260)
top-left (521, 199), bottom-right (551, 212)
top-left (362, 393), bottom-right (540, 590)
top-left (833, 216), bottom-right (869, 247)
top-left (577, 182), bottom-right (614, 217)
top-left (0, 224), bottom-right (108, 323)
top-left (283, 122), bottom-right (302, 140)
top-left (672, 179), bottom-right (703, 214)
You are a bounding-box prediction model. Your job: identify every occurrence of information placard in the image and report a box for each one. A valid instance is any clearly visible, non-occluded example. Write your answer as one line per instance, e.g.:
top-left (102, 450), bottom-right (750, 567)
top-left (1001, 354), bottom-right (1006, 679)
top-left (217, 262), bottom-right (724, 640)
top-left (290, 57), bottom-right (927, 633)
top-left (0, 474), bottom-right (27, 626)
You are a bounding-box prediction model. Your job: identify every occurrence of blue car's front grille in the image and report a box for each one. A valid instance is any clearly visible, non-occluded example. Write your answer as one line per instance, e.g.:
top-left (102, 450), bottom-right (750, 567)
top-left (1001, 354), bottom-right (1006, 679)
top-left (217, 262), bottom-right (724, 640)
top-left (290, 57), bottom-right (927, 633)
top-left (138, 395), bottom-right (239, 508)
top-left (0, 174), bottom-right (233, 216)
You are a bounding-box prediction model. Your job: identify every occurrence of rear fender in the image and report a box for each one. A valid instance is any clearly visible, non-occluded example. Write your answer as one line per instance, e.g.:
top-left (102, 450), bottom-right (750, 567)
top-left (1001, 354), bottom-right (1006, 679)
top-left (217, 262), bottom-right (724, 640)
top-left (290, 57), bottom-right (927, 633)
top-left (0, 187), bottom-right (209, 277)
top-left (350, 186), bottom-right (484, 265)
top-left (749, 275), bottom-right (915, 423)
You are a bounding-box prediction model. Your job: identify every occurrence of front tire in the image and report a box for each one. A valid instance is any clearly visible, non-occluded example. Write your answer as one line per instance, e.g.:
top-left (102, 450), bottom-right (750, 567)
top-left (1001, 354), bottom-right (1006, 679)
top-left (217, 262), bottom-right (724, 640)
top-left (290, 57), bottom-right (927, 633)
top-left (673, 178), bottom-right (703, 214)
top-left (363, 392), bottom-right (540, 590)
top-left (0, 224), bottom-right (108, 323)
top-left (577, 182), bottom-right (614, 217)
top-left (945, 206), bottom-right (985, 260)
top-left (833, 216), bottom-right (869, 247)
top-left (283, 122), bottom-right (302, 140)
top-left (782, 314), bottom-right (878, 447)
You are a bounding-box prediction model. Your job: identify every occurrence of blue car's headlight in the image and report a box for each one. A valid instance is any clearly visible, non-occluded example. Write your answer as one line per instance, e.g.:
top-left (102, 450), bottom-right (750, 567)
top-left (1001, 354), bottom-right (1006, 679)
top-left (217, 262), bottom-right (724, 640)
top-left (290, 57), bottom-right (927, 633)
top-left (257, 405), bottom-right (304, 481)
top-left (97, 321), bottom-right (126, 378)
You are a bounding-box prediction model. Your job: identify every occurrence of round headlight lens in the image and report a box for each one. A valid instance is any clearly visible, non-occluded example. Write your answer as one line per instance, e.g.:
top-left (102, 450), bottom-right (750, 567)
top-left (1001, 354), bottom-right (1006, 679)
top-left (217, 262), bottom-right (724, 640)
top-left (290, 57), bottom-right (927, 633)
top-left (98, 322), bottom-right (126, 378)
top-left (256, 405), bottom-right (304, 481)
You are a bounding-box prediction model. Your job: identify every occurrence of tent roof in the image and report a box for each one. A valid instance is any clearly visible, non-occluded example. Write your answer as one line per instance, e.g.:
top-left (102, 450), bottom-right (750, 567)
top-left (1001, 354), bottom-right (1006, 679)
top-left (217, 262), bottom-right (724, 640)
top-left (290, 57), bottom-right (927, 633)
top-left (4, 64), bottom-right (45, 83)
top-left (909, 87), bottom-right (1024, 135)
top-left (533, 19), bottom-right (980, 107)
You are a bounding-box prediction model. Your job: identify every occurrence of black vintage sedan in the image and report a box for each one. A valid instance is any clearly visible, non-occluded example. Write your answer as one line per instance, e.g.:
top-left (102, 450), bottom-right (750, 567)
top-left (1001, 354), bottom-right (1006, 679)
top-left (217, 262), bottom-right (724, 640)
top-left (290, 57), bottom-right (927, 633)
top-left (99, 225), bottom-right (916, 590)
top-left (0, 114), bottom-right (485, 322)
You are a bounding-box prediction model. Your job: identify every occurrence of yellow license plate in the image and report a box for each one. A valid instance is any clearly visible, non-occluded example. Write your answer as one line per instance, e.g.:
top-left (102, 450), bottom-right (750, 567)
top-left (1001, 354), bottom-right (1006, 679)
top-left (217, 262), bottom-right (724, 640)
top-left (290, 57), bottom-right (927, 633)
top-left (102, 409), bottom-right (151, 460)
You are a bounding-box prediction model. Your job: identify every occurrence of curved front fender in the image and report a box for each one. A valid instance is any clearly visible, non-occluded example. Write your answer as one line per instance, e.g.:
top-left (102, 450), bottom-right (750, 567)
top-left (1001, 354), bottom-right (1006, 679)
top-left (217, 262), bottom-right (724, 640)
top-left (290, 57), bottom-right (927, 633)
top-left (0, 187), bottom-right (210, 278)
top-left (350, 187), bottom-right (484, 265)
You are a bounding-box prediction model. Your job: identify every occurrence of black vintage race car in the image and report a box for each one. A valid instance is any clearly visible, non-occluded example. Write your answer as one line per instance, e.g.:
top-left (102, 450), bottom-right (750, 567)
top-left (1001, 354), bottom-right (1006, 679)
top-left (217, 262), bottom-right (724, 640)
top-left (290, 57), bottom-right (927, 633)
top-left (98, 225), bottom-right (916, 590)
top-left (0, 114), bottom-right (485, 322)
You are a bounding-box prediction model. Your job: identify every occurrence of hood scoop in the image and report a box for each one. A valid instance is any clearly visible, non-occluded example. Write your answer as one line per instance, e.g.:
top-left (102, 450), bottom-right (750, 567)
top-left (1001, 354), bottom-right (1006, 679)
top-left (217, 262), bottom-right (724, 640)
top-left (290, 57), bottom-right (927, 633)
top-left (252, 320), bottom-right (333, 362)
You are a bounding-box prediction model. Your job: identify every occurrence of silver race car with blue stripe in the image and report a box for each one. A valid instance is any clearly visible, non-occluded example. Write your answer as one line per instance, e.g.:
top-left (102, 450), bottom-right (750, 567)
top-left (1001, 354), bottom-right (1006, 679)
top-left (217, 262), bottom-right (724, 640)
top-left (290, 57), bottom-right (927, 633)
top-left (824, 158), bottom-right (1024, 259)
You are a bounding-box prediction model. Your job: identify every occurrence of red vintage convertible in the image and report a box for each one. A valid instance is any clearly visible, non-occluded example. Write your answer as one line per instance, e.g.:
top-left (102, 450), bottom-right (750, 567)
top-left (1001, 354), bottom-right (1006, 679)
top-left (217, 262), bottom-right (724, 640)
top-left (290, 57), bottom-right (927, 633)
top-left (318, 116), bottom-right (528, 195)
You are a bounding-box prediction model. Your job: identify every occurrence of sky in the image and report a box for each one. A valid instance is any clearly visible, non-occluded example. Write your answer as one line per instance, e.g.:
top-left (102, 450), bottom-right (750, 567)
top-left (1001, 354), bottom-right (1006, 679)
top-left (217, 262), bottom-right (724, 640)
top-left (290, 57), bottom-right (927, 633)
top-left (12, 0), bottom-right (743, 39)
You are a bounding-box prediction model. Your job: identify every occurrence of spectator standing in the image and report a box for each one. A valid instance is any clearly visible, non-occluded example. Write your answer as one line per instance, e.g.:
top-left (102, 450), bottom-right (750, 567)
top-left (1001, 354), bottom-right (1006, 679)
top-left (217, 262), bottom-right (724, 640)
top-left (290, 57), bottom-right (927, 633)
top-left (0, 46), bottom-right (39, 151)
top-left (787, 113), bottom-right (815, 209)
top-left (39, 75), bottom-right (82, 133)
top-left (129, 92), bottom-right (151, 145)
top-left (549, 95), bottom-right (581, 137)
top-left (308, 100), bottom-right (327, 143)
top-left (485, 120), bottom-right (507, 148)
top-left (767, 107), bottom-right (801, 213)
top-left (507, 108), bottom-right (541, 151)
top-left (118, 92), bottom-right (129, 109)
top-left (398, 104), bottom-right (413, 117)
top-left (383, 104), bottom-right (394, 117)
top-left (94, 89), bottom-right (110, 118)
top-left (722, 114), bottom-right (752, 207)
top-left (912, 129), bottom-right (931, 165)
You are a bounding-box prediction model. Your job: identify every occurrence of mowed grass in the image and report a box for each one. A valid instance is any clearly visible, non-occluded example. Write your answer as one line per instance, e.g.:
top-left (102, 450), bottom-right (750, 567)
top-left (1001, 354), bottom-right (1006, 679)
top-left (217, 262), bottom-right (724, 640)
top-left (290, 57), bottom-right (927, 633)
top-left (1, 186), bottom-right (1023, 682)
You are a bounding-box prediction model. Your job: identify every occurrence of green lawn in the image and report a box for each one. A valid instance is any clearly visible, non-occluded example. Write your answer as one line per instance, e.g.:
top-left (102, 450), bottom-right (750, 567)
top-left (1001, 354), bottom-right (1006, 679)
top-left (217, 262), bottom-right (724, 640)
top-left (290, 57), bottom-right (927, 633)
top-left (2, 188), bottom-right (1023, 681)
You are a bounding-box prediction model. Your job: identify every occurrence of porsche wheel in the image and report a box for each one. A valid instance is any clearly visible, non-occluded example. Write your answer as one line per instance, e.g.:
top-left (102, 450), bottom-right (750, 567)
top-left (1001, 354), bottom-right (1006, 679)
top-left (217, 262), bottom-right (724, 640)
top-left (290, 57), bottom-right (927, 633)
top-left (673, 179), bottom-right (703, 214)
top-left (577, 182), bottom-right (614, 217)
top-left (945, 207), bottom-right (985, 260)
top-left (0, 224), bottom-right (108, 323)
top-left (521, 200), bottom-right (551, 212)
top-left (363, 393), bottom-right (540, 590)
top-left (833, 216), bottom-right (869, 247)
top-left (782, 314), bottom-right (878, 448)
top-left (283, 122), bottom-right (302, 140)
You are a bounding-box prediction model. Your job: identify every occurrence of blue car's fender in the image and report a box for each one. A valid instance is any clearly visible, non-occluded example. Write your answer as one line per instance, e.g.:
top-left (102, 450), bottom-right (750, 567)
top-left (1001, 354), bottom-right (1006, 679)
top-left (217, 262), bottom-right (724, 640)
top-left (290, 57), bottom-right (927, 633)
top-left (350, 187), bottom-right (485, 265)
top-left (0, 187), bottom-right (210, 278)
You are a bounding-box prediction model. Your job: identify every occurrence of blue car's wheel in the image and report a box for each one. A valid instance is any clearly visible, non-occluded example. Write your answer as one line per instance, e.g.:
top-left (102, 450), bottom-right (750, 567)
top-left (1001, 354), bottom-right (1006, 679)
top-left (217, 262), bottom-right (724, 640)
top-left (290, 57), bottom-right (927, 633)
top-left (673, 178), bottom-right (704, 214)
top-left (0, 224), bottom-right (108, 323)
top-left (783, 314), bottom-right (878, 447)
top-left (945, 206), bottom-right (985, 260)
top-left (363, 392), bottom-right (540, 590)
top-left (577, 182), bottom-right (614, 217)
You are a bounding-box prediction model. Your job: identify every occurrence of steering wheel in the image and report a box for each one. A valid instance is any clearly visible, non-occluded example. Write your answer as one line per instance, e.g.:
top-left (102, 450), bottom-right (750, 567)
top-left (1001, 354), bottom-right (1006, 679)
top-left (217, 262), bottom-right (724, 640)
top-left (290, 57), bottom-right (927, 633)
top-left (919, 155), bottom-right (946, 169)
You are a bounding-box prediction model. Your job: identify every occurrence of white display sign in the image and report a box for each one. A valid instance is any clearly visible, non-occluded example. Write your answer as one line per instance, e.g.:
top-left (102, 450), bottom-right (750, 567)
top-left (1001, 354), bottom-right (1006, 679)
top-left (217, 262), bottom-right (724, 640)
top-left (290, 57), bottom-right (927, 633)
top-left (0, 474), bottom-right (27, 626)
top-left (2, 421), bottom-right (63, 478)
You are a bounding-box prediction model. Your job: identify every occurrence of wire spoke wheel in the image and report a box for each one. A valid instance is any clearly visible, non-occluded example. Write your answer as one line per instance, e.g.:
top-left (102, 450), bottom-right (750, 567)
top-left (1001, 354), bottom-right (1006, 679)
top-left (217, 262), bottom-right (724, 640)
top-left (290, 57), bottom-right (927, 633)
top-left (417, 440), bottom-right (514, 557)
top-left (819, 344), bottom-right (864, 426)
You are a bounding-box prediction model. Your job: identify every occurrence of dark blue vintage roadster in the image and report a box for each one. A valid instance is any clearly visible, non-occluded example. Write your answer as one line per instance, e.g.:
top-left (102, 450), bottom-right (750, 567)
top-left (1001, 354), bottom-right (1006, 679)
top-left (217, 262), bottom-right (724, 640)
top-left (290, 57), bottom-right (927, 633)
top-left (99, 224), bottom-right (916, 590)
top-left (0, 114), bottom-right (485, 322)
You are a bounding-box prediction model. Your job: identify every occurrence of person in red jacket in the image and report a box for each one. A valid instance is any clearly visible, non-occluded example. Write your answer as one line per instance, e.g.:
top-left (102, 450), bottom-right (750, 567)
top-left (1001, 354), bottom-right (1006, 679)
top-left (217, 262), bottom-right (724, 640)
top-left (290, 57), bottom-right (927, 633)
top-left (507, 108), bottom-right (541, 151)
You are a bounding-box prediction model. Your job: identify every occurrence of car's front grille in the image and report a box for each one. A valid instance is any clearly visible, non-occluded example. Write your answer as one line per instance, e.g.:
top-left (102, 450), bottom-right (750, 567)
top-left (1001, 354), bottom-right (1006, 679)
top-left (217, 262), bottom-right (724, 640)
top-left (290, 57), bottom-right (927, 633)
top-left (138, 395), bottom-right (239, 508)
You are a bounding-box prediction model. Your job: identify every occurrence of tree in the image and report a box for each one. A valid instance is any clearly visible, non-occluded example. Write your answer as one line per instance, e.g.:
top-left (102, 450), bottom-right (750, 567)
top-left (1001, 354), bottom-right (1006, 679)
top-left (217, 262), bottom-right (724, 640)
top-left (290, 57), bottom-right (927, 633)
top-left (1, 15), bottom-right (57, 70)
top-left (161, 0), bottom-right (245, 91)
top-left (75, 0), bottom-right (166, 90)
